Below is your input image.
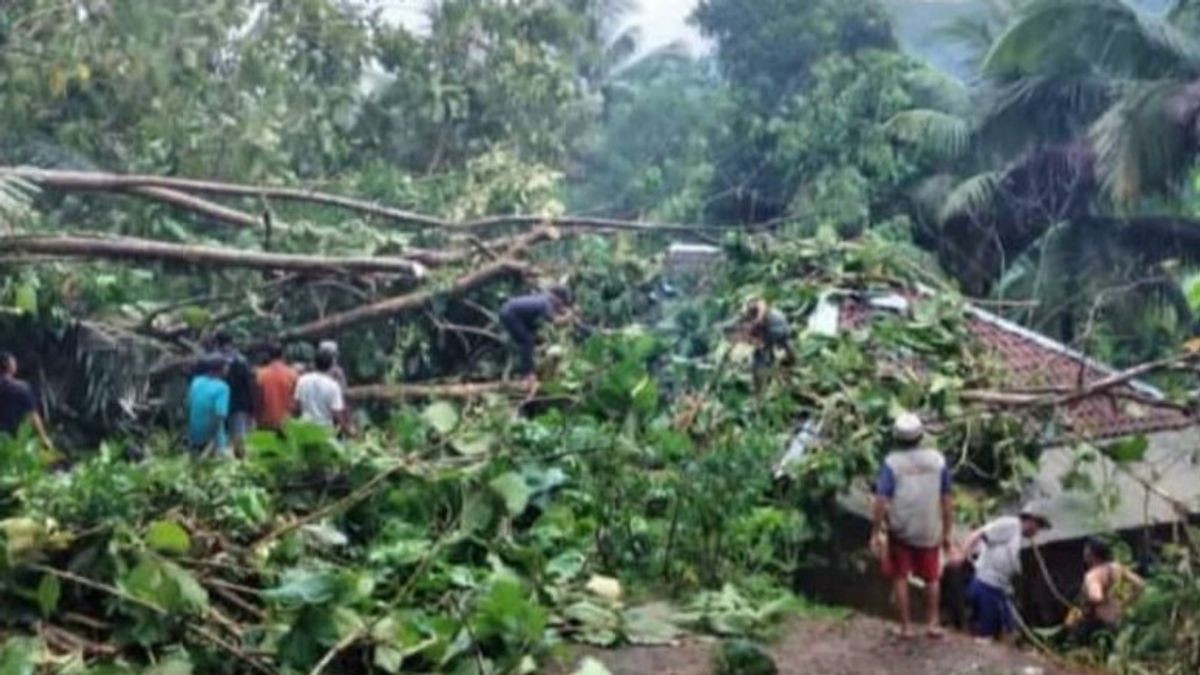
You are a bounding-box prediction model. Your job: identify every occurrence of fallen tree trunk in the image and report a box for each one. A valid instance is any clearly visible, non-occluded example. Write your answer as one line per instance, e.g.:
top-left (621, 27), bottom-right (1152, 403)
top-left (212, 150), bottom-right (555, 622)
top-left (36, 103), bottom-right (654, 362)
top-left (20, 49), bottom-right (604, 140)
top-left (348, 381), bottom-right (525, 402)
top-left (2, 167), bottom-right (778, 235)
top-left (1, 234), bottom-right (428, 278)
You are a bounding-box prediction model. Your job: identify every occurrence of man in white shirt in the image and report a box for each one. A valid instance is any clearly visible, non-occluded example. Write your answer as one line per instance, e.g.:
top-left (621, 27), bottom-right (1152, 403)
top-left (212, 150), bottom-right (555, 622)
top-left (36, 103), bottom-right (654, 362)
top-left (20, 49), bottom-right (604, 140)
top-left (295, 349), bottom-right (349, 434)
top-left (952, 503), bottom-right (1052, 640)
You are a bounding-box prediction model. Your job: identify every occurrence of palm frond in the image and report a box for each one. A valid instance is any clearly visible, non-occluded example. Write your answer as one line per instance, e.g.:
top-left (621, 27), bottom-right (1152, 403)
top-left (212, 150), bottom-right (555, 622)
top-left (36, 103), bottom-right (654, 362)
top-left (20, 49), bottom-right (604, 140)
top-left (977, 73), bottom-right (1117, 150)
top-left (0, 174), bottom-right (40, 230)
top-left (984, 0), bottom-right (1200, 80)
top-left (939, 171), bottom-right (1004, 224)
top-left (886, 110), bottom-right (972, 161)
top-left (1090, 80), bottom-right (1192, 203)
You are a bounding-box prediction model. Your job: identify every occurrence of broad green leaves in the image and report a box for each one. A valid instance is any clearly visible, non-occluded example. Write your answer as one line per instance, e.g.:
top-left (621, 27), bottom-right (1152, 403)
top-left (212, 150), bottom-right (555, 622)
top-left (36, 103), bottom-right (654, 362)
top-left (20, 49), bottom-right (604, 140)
top-left (35, 575), bottom-right (60, 618)
top-left (422, 401), bottom-right (460, 435)
top-left (490, 472), bottom-right (534, 517)
top-left (119, 556), bottom-right (208, 616)
top-left (145, 521), bottom-right (190, 556)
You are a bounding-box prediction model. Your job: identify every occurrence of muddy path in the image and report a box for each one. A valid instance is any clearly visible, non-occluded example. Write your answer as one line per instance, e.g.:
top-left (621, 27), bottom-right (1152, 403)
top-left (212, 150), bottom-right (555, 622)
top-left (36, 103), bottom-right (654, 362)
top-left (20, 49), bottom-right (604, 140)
top-left (559, 615), bottom-right (1095, 675)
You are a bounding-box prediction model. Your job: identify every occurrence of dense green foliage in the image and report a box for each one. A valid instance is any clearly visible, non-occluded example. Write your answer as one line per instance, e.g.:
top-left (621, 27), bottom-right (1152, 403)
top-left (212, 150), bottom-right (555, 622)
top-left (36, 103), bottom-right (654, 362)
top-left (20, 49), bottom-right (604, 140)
top-left (3, 0), bottom-right (1200, 673)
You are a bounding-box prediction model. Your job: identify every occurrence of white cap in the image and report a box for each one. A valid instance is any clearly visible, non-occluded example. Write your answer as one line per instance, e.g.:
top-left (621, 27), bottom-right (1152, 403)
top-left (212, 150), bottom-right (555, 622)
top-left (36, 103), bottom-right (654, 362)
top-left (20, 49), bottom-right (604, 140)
top-left (893, 413), bottom-right (924, 442)
top-left (1019, 501), bottom-right (1053, 529)
top-left (318, 340), bottom-right (338, 355)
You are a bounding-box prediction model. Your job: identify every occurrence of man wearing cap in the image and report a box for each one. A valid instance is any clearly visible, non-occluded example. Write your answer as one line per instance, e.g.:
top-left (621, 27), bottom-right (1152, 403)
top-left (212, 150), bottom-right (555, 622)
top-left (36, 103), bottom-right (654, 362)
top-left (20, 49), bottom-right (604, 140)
top-left (871, 412), bottom-right (953, 639)
top-left (951, 504), bottom-right (1052, 640)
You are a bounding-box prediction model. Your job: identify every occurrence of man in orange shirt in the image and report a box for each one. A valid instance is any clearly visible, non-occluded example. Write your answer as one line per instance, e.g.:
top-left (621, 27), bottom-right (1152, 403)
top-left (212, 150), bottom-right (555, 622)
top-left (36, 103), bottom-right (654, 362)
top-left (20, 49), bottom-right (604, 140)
top-left (255, 342), bottom-right (298, 432)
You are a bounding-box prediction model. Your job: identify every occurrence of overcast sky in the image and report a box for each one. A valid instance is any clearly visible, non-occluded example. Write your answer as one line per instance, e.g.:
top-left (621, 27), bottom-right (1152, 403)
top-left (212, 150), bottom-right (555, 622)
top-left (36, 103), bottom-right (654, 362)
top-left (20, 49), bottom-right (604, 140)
top-left (365, 0), bottom-right (705, 53)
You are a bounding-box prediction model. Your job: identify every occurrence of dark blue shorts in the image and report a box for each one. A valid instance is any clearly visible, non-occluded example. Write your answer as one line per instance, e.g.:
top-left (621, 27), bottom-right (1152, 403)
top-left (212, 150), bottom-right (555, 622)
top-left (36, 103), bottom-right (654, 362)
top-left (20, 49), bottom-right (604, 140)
top-left (968, 578), bottom-right (1013, 638)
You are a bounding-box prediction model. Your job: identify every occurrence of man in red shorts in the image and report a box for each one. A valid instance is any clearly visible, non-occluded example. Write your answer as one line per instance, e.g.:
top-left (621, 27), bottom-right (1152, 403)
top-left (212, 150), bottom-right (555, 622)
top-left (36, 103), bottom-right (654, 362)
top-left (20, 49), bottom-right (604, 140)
top-left (871, 413), bottom-right (953, 639)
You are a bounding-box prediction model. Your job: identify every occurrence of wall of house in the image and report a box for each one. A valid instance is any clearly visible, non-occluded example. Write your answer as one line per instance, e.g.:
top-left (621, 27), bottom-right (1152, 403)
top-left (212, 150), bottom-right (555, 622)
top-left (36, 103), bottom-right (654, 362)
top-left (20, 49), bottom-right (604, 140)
top-left (795, 513), bottom-right (1188, 631)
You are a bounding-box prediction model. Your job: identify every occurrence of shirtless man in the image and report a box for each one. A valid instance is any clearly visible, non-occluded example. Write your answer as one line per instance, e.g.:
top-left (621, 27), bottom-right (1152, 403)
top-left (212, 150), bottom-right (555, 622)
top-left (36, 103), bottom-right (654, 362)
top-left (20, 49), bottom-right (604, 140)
top-left (1077, 538), bottom-right (1145, 642)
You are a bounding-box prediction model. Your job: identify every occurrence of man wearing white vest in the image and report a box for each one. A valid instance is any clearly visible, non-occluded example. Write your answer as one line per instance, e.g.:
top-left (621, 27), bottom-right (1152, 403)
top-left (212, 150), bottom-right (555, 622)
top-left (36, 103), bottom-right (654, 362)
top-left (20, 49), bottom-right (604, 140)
top-left (871, 413), bottom-right (953, 639)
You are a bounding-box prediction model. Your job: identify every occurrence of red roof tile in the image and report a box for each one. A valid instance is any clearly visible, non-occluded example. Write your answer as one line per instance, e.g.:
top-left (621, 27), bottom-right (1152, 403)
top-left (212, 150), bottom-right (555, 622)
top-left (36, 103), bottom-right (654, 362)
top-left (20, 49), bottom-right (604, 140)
top-left (838, 294), bottom-right (1192, 441)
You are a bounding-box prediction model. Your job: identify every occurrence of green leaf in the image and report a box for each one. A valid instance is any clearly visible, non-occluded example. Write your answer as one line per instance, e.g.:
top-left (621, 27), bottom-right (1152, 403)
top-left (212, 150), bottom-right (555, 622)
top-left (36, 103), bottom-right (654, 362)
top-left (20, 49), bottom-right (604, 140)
top-left (472, 579), bottom-right (547, 648)
top-left (563, 600), bottom-right (620, 646)
top-left (489, 472), bottom-right (533, 516)
top-left (0, 637), bottom-right (39, 675)
top-left (422, 401), bottom-right (460, 435)
top-left (120, 557), bottom-right (209, 615)
top-left (1105, 435), bottom-right (1149, 464)
top-left (146, 520), bottom-right (191, 556)
top-left (1, 518), bottom-right (46, 563)
top-left (264, 569), bottom-right (373, 607)
top-left (144, 656), bottom-right (194, 675)
top-left (451, 431), bottom-right (495, 456)
top-left (36, 574), bottom-right (60, 618)
top-left (12, 284), bottom-right (37, 315)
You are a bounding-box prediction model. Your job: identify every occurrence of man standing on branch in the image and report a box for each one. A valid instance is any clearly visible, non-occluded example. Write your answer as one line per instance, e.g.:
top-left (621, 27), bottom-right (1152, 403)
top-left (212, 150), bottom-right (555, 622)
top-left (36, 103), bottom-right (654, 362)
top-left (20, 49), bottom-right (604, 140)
top-left (951, 504), bottom-right (1052, 641)
top-left (872, 412), bottom-right (953, 639)
top-left (499, 286), bottom-right (576, 389)
top-left (0, 351), bottom-right (55, 453)
top-left (739, 298), bottom-right (796, 370)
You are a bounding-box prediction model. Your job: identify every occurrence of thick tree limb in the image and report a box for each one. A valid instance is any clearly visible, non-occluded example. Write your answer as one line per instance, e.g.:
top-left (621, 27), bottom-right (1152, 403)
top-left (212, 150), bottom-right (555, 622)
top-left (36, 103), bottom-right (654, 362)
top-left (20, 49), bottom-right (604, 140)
top-left (2, 166), bottom-right (778, 235)
top-left (347, 380), bottom-right (525, 402)
top-left (278, 258), bottom-right (530, 343)
top-left (128, 185), bottom-right (264, 229)
top-left (1, 234), bottom-right (427, 277)
top-left (275, 227), bottom-right (555, 343)
top-left (1, 166), bottom-right (443, 228)
top-left (960, 352), bottom-right (1200, 409)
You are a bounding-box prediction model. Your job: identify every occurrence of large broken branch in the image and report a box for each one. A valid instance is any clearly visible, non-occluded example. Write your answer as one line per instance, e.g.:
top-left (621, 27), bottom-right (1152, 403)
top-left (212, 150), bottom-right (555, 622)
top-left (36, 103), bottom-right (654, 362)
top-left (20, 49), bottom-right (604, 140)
top-left (348, 381), bottom-right (525, 402)
top-left (2, 167), bottom-right (778, 235)
top-left (1, 167), bottom-right (264, 229)
top-left (2, 167), bottom-right (434, 228)
top-left (1, 234), bottom-right (427, 278)
top-left (129, 186), bottom-right (263, 229)
top-left (278, 258), bottom-right (530, 343)
top-left (961, 351), bottom-right (1200, 410)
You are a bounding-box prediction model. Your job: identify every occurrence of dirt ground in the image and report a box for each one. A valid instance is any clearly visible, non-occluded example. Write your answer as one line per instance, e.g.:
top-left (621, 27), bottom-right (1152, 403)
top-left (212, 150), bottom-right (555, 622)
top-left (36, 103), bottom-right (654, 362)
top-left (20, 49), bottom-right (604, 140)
top-left (559, 615), bottom-right (1093, 675)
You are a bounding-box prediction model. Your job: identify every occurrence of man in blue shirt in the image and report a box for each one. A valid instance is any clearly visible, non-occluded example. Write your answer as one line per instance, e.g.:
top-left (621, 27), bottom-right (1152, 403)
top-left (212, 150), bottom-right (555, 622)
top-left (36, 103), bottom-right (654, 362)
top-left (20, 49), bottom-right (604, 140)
top-left (188, 355), bottom-right (231, 457)
top-left (499, 286), bottom-right (575, 387)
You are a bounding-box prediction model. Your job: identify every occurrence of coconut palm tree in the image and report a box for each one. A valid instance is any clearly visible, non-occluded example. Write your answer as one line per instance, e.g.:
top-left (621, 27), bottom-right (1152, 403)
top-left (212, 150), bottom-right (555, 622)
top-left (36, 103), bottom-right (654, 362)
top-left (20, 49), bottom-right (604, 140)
top-left (890, 0), bottom-right (1200, 358)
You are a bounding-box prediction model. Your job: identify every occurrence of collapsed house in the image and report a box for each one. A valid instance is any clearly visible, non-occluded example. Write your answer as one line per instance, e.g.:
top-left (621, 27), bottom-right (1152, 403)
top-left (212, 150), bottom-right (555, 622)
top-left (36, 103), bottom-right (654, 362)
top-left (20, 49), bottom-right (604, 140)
top-left (791, 291), bottom-right (1200, 625)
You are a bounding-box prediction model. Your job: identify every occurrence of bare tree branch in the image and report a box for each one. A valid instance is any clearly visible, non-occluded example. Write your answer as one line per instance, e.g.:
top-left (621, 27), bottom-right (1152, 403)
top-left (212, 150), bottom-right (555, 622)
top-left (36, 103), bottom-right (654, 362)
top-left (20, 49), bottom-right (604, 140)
top-left (348, 380), bottom-right (525, 402)
top-left (2, 166), bottom-right (779, 235)
top-left (0, 234), bottom-right (428, 277)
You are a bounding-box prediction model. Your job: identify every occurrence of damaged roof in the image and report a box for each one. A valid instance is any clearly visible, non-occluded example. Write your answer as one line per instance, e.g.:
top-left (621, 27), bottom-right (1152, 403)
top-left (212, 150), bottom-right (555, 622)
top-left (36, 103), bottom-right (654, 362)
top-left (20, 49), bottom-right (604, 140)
top-left (835, 292), bottom-right (1193, 442)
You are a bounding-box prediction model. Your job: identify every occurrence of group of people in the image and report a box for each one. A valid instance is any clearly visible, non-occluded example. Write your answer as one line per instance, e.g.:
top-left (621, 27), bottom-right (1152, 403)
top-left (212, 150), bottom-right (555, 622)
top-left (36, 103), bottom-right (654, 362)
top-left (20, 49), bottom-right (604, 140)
top-left (186, 333), bottom-right (351, 457)
top-left (871, 413), bottom-right (1145, 643)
